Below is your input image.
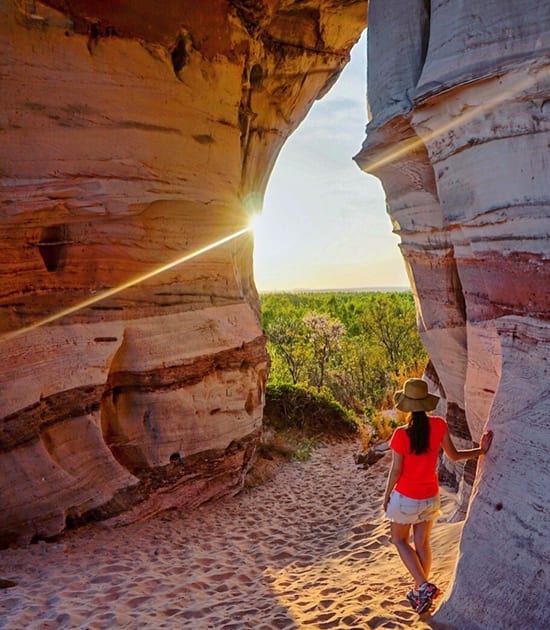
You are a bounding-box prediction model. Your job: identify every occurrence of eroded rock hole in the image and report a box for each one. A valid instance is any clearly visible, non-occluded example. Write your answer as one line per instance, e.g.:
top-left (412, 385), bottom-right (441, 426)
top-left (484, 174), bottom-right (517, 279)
top-left (250, 64), bottom-right (263, 88)
top-left (37, 224), bottom-right (70, 272)
top-left (171, 35), bottom-right (188, 75)
top-left (87, 22), bottom-right (100, 53)
top-left (225, 440), bottom-right (242, 455)
top-left (143, 409), bottom-right (152, 428)
top-left (112, 386), bottom-right (121, 406)
top-left (0, 579), bottom-right (17, 589)
top-left (245, 391), bottom-right (254, 415)
top-left (169, 452), bottom-right (183, 465)
top-left (420, 0), bottom-right (431, 67)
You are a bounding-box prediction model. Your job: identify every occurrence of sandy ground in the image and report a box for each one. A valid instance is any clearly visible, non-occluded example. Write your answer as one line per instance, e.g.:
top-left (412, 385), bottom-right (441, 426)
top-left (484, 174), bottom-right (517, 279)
top-left (0, 439), bottom-right (463, 629)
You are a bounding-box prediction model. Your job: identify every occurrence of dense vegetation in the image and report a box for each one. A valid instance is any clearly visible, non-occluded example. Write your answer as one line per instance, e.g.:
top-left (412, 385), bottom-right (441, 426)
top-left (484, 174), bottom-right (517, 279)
top-left (261, 291), bottom-right (427, 421)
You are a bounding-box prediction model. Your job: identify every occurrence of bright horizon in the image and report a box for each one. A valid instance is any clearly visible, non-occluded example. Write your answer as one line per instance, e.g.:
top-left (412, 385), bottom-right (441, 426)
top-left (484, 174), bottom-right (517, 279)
top-left (253, 31), bottom-right (410, 293)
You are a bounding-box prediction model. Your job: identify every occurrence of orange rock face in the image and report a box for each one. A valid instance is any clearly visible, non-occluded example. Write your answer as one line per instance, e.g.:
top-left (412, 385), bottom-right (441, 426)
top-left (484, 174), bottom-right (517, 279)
top-left (357, 1), bottom-right (550, 627)
top-left (0, 0), bottom-right (367, 544)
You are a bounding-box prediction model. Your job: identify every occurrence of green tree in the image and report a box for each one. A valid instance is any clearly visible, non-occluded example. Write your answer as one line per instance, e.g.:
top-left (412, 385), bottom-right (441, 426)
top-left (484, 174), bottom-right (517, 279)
top-left (265, 316), bottom-right (310, 385)
top-left (261, 291), bottom-right (427, 414)
top-left (360, 293), bottom-right (426, 371)
top-left (331, 336), bottom-right (395, 412)
top-left (303, 311), bottom-right (345, 390)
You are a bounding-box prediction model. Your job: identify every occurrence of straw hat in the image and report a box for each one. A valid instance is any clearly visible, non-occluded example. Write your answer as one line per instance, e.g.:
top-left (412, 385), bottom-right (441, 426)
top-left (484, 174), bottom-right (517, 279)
top-left (393, 378), bottom-right (440, 412)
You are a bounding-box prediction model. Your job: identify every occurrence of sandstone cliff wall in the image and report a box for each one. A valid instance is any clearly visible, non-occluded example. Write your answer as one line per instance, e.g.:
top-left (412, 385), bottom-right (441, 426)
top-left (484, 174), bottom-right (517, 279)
top-left (3, 1), bottom-right (549, 626)
top-left (0, 0), bottom-right (367, 544)
top-left (357, 1), bottom-right (550, 627)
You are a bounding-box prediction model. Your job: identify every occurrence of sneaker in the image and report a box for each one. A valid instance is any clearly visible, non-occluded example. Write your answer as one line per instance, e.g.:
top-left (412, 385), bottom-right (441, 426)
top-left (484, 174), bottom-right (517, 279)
top-left (406, 589), bottom-right (419, 610)
top-left (415, 582), bottom-right (440, 614)
top-left (420, 582), bottom-right (441, 600)
top-left (415, 591), bottom-right (432, 614)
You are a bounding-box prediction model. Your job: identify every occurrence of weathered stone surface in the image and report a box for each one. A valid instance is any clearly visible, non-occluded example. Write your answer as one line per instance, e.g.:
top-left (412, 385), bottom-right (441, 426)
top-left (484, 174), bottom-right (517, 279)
top-left (357, 1), bottom-right (550, 627)
top-left (3, 1), bottom-right (549, 625)
top-left (0, 0), bottom-right (367, 545)
top-left (354, 440), bottom-right (389, 469)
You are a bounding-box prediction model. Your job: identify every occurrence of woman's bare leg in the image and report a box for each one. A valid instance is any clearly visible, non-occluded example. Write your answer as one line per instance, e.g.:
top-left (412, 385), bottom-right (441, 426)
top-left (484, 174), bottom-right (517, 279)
top-left (413, 519), bottom-right (434, 579)
top-left (390, 522), bottom-right (427, 588)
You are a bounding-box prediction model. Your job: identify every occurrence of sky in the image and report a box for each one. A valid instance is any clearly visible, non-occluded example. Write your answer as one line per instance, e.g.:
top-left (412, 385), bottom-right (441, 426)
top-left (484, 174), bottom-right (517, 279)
top-left (252, 31), bottom-right (410, 292)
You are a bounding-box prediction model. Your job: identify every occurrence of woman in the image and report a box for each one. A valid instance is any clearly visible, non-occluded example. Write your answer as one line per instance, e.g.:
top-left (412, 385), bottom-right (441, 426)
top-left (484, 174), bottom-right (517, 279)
top-left (383, 378), bottom-right (493, 614)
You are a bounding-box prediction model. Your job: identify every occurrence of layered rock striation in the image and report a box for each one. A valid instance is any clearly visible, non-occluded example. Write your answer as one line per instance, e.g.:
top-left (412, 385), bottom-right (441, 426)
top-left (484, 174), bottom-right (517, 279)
top-left (0, 0), bottom-right (367, 544)
top-left (2, 1), bottom-right (549, 626)
top-left (356, 1), bottom-right (550, 627)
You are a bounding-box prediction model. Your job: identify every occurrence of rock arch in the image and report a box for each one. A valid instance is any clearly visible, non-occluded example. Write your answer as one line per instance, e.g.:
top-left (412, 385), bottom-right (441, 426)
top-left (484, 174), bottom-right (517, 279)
top-left (1, 1), bottom-right (549, 627)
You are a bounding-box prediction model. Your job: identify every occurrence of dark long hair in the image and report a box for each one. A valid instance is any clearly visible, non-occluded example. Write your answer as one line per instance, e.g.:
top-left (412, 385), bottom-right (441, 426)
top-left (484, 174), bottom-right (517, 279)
top-left (406, 410), bottom-right (430, 455)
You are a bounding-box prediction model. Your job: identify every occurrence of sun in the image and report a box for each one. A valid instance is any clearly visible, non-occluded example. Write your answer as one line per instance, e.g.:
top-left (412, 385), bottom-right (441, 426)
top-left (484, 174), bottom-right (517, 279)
top-left (242, 191), bottom-right (264, 233)
top-left (247, 211), bottom-right (263, 233)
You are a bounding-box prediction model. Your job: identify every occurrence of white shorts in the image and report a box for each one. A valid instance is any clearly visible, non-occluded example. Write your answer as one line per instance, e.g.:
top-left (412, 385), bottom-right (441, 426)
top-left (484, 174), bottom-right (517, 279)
top-left (386, 490), bottom-right (440, 525)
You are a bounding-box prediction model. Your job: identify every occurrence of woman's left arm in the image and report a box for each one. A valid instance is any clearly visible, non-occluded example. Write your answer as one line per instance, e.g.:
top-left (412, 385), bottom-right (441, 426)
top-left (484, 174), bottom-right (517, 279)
top-left (442, 430), bottom-right (494, 462)
top-left (383, 450), bottom-right (403, 511)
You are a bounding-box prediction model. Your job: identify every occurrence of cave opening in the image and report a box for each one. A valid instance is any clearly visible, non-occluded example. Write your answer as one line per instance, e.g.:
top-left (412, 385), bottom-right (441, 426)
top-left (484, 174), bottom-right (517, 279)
top-left (253, 30), bottom-right (409, 294)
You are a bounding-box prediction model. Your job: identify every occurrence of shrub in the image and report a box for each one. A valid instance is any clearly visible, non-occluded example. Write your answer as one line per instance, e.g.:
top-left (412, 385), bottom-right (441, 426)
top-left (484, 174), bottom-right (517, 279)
top-left (263, 383), bottom-right (358, 438)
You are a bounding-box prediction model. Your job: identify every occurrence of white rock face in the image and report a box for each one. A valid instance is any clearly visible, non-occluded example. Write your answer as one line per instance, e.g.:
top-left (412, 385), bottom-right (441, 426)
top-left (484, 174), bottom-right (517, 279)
top-left (357, 1), bottom-right (550, 627)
